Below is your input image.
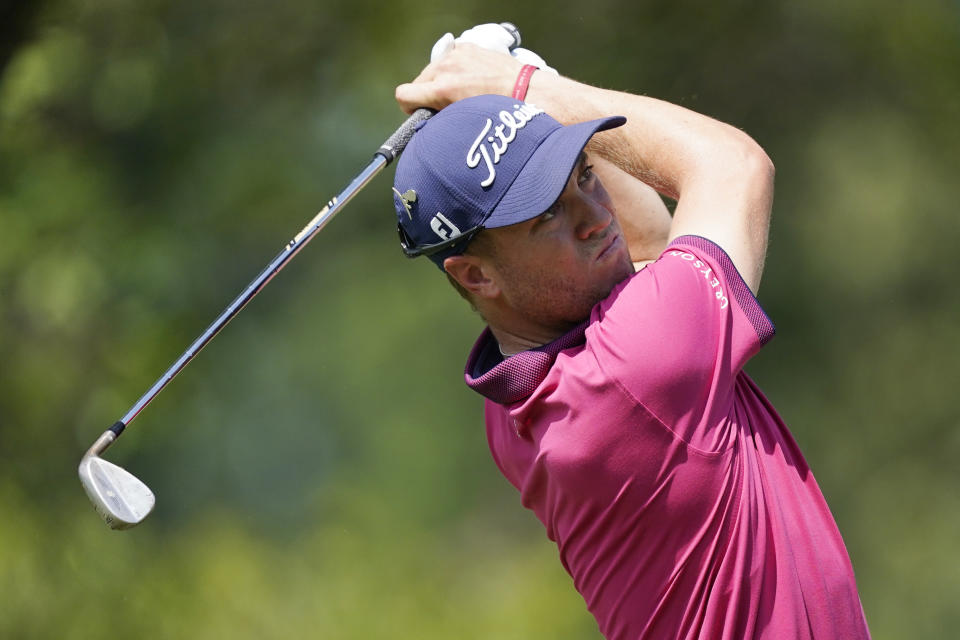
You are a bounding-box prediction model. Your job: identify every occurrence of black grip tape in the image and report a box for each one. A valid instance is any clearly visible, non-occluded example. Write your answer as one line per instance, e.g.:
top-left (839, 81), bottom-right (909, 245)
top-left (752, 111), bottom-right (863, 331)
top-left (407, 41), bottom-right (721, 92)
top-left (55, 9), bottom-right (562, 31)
top-left (375, 108), bottom-right (434, 164)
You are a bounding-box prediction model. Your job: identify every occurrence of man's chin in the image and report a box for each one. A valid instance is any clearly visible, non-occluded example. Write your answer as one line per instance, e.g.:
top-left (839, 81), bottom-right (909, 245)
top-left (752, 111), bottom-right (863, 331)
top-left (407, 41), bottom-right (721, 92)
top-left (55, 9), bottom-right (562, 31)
top-left (586, 264), bottom-right (633, 316)
top-left (607, 252), bottom-right (637, 289)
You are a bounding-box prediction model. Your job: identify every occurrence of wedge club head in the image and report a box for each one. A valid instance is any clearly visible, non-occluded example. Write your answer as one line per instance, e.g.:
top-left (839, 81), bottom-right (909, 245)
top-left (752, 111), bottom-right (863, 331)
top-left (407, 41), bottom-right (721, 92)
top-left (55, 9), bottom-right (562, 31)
top-left (78, 25), bottom-right (525, 527)
top-left (79, 431), bottom-right (155, 530)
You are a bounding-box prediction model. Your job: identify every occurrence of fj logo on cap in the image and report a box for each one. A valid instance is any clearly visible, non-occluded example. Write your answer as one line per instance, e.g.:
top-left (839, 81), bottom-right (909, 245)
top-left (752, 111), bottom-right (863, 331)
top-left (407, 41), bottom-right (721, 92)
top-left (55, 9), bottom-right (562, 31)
top-left (466, 103), bottom-right (545, 188)
top-left (430, 212), bottom-right (461, 240)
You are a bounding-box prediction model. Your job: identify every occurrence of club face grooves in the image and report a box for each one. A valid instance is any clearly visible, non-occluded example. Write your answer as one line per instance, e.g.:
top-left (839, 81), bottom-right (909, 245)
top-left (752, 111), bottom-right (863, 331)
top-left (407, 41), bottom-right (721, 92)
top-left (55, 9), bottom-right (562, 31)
top-left (79, 456), bottom-right (155, 529)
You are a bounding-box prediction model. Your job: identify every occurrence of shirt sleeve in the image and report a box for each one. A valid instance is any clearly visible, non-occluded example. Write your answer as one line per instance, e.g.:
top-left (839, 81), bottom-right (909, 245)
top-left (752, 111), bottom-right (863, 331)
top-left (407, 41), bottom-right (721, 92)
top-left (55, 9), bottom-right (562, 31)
top-left (587, 235), bottom-right (775, 452)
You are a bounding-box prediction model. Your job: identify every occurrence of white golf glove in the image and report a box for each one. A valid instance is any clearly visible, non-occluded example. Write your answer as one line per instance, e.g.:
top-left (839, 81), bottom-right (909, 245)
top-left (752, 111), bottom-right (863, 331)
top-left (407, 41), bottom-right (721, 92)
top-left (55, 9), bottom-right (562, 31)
top-left (430, 23), bottom-right (558, 75)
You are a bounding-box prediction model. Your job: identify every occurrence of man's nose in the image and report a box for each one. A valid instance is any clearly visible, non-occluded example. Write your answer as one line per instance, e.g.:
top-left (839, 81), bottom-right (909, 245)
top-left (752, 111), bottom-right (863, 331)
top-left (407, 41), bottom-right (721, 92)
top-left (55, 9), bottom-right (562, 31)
top-left (575, 198), bottom-right (613, 240)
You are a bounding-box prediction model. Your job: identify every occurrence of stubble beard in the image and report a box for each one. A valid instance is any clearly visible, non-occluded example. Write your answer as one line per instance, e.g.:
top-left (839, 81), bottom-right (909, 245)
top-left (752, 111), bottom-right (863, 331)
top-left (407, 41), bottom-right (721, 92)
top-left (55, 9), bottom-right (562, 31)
top-left (497, 249), bottom-right (635, 337)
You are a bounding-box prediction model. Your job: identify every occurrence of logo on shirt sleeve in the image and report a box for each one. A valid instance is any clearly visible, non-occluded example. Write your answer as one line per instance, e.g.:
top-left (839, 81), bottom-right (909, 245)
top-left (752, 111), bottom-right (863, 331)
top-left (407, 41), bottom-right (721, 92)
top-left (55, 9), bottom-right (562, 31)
top-left (669, 251), bottom-right (729, 310)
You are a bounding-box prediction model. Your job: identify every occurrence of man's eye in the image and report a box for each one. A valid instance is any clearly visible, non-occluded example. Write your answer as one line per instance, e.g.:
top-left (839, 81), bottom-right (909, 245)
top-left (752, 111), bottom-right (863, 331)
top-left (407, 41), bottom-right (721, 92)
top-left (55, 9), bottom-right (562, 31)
top-left (578, 164), bottom-right (595, 186)
top-left (541, 201), bottom-right (561, 221)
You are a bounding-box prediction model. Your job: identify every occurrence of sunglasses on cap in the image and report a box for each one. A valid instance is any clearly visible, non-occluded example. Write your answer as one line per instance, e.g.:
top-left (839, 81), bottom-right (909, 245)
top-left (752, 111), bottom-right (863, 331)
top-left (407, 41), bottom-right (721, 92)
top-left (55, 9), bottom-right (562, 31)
top-left (397, 222), bottom-right (484, 258)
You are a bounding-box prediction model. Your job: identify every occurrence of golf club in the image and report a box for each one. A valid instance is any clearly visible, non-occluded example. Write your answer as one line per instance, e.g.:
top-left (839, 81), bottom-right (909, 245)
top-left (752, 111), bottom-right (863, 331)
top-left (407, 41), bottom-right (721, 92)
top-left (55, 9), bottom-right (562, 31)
top-left (79, 23), bottom-right (522, 530)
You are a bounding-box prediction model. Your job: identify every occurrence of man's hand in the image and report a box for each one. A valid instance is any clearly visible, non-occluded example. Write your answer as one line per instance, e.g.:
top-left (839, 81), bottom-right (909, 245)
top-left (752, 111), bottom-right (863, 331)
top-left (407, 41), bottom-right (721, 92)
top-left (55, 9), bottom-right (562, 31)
top-left (396, 30), bottom-right (774, 292)
top-left (431, 24), bottom-right (558, 73)
top-left (398, 23), bottom-right (558, 115)
top-left (396, 43), bottom-right (524, 114)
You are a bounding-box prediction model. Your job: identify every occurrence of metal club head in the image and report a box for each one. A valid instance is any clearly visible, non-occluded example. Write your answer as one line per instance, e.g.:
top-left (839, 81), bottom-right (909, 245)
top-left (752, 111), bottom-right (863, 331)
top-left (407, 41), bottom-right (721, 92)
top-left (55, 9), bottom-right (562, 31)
top-left (79, 430), bottom-right (155, 530)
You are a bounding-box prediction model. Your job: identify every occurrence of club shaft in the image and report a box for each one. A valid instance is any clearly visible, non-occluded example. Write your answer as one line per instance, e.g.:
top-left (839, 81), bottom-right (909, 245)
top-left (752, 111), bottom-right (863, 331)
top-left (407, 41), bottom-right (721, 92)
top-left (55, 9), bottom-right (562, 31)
top-left (83, 106), bottom-right (433, 459)
top-left (117, 154), bottom-right (388, 430)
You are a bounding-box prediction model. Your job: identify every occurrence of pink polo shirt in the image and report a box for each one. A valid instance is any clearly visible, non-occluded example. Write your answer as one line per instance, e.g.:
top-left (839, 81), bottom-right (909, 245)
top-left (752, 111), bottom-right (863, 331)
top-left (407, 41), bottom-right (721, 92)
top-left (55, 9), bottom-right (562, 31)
top-left (465, 236), bottom-right (870, 639)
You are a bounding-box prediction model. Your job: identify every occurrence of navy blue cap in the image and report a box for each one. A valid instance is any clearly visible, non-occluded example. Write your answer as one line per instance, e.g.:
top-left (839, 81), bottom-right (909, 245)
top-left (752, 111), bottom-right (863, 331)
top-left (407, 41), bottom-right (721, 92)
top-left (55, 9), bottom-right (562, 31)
top-left (393, 95), bottom-right (626, 268)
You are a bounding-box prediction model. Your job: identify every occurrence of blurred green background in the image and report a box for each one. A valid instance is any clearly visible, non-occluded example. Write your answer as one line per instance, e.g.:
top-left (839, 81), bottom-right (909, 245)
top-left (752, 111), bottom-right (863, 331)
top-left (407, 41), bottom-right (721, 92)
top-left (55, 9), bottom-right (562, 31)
top-left (1, 0), bottom-right (958, 637)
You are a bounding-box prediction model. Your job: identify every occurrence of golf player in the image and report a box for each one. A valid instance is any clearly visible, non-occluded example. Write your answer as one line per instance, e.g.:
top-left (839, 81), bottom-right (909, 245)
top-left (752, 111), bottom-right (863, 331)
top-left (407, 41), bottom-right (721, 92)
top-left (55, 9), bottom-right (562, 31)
top-left (391, 31), bottom-right (870, 639)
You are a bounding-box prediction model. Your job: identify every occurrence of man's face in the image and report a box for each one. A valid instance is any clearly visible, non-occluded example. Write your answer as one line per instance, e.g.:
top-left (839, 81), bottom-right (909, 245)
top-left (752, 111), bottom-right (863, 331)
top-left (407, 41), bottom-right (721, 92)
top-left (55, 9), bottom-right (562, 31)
top-left (482, 153), bottom-right (636, 334)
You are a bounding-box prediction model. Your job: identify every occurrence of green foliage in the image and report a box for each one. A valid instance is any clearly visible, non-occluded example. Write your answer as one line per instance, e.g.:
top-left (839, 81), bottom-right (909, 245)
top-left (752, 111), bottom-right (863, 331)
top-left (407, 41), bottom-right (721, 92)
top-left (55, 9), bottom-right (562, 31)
top-left (1, 0), bottom-right (957, 637)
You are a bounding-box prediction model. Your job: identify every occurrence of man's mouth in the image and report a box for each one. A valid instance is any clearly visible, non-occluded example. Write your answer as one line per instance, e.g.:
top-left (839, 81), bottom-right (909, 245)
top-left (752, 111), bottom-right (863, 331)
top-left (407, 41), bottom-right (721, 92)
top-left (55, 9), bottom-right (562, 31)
top-left (596, 232), bottom-right (622, 262)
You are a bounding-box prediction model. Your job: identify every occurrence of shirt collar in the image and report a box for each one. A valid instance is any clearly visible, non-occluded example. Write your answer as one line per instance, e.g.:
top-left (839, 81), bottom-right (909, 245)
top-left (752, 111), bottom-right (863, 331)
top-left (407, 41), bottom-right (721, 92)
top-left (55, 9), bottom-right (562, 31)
top-left (463, 321), bottom-right (588, 404)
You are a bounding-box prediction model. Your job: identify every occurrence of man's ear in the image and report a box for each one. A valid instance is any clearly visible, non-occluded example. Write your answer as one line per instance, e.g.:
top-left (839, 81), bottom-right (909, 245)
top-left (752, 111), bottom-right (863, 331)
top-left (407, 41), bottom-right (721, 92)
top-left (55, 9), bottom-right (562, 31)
top-left (443, 254), bottom-right (500, 299)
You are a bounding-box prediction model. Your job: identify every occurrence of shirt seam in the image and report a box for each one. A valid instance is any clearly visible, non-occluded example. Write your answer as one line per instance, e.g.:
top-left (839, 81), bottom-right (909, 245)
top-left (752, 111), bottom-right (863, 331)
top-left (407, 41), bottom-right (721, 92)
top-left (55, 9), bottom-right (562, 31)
top-left (668, 235), bottom-right (776, 345)
top-left (586, 337), bottom-right (732, 460)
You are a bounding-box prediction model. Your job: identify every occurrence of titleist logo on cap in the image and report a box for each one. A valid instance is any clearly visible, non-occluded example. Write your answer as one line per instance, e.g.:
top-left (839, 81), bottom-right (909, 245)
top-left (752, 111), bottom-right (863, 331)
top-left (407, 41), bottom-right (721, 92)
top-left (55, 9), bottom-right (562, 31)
top-left (466, 103), bottom-right (545, 188)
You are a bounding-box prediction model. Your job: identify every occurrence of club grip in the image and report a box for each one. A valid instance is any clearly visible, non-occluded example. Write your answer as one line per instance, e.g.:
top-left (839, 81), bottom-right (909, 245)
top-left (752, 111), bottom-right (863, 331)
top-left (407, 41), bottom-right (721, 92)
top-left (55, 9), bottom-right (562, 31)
top-left (375, 108), bottom-right (433, 164)
top-left (374, 24), bottom-right (521, 164)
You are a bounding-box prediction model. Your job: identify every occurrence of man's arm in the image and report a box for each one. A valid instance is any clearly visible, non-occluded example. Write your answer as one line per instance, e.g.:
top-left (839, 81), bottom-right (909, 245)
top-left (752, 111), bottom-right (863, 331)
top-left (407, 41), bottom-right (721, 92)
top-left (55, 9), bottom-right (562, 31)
top-left (589, 155), bottom-right (673, 269)
top-left (396, 43), bottom-right (775, 292)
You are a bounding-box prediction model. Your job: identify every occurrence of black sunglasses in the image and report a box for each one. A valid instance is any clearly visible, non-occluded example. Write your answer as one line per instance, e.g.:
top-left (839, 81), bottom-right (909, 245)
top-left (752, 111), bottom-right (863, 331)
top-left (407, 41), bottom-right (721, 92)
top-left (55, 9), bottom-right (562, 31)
top-left (397, 223), bottom-right (484, 258)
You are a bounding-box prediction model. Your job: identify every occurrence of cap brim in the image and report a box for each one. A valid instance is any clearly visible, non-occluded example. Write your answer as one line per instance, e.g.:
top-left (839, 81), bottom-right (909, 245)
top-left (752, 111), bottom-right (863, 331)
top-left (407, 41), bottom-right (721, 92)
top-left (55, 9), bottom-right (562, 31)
top-left (484, 115), bottom-right (626, 229)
